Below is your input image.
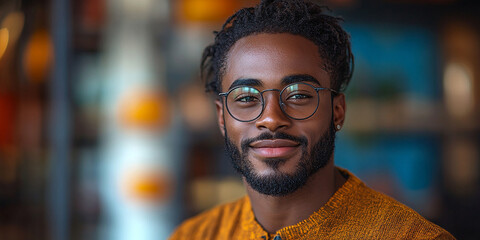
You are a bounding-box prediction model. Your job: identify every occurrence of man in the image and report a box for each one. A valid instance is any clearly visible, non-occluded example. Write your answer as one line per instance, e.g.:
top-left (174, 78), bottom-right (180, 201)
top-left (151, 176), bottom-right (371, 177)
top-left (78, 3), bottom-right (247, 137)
top-left (170, 0), bottom-right (455, 239)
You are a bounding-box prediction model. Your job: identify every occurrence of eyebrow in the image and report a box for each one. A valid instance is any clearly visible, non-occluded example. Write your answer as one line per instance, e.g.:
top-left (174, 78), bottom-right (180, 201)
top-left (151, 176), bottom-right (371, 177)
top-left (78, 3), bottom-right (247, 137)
top-left (228, 78), bottom-right (263, 90)
top-left (227, 74), bottom-right (322, 91)
top-left (281, 74), bottom-right (321, 86)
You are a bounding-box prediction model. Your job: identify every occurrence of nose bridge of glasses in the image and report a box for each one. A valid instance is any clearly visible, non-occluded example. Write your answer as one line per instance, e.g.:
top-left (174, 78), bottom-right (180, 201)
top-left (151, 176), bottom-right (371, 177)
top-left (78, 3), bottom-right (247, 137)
top-left (260, 88), bottom-right (283, 106)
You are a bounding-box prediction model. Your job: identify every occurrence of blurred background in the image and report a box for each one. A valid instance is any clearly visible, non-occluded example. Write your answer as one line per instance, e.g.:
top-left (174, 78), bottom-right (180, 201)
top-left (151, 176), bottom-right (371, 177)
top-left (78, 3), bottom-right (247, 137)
top-left (0, 0), bottom-right (479, 239)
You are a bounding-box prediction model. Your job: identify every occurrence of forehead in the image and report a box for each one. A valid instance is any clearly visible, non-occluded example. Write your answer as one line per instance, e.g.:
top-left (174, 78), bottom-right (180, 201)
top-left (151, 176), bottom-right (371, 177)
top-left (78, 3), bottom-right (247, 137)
top-left (222, 33), bottom-right (329, 90)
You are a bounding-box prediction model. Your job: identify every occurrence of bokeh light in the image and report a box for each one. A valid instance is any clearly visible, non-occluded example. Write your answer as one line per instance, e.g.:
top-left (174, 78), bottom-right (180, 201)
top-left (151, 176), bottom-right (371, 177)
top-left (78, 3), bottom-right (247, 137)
top-left (0, 28), bottom-right (8, 60)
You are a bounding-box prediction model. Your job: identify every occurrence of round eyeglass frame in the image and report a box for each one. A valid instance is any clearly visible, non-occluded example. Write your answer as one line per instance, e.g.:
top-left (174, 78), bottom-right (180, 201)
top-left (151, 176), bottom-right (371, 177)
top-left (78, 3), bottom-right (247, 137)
top-left (219, 82), bottom-right (338, 122)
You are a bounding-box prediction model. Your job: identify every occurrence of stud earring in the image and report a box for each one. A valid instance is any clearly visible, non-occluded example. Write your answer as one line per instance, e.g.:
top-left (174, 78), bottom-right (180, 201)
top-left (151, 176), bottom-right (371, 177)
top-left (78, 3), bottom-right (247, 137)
top-left (336, 124), bottom-right (341, 130)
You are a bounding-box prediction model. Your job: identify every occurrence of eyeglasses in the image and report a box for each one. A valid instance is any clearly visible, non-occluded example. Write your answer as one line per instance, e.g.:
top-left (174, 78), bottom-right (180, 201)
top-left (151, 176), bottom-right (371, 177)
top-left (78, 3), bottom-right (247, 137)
top-left (219, 82), bottom-right (338, 122)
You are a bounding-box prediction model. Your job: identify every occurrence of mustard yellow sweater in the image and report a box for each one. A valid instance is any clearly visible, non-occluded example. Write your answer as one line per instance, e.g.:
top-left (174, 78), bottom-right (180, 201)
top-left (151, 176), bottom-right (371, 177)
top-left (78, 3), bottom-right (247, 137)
top-left (170, 169), bottom-right (455, 240)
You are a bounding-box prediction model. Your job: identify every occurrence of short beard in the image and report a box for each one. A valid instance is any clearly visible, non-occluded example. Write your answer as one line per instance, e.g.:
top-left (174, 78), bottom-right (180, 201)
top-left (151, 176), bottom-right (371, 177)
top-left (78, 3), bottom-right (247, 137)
top-left (224, 123), bottom-right (336, 196)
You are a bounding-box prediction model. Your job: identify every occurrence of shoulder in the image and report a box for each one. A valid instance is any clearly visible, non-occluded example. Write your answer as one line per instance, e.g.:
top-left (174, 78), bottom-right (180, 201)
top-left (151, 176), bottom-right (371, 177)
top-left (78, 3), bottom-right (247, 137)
top-left (337, 169), bottom-right (455, 239)
top-left (169, 196), bottom-right (248, 240)
top-left (363, 187), bottom-right (454, 239)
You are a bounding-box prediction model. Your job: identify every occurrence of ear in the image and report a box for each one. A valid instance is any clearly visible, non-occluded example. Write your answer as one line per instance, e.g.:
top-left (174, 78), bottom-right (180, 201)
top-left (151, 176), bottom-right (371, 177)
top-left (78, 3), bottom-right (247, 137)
top-left (333, 93), bottom-right (346, 129)
top-left (215, 99), bottom-right (226, 137)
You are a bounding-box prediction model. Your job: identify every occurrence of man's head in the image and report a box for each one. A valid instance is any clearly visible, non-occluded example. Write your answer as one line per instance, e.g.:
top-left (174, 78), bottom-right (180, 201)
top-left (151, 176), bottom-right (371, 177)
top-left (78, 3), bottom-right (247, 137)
top-left (202, 0), bottom-right (353, 196)
top-left (202, 0), bottom-right (353, 96)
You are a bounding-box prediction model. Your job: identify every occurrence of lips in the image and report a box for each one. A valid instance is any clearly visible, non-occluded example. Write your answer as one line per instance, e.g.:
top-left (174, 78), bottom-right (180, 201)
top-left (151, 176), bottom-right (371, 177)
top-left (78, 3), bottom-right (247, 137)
top-left (249, 139), bottom-right (300, 158)
top-left (250, 139), bottom-right (299, 148)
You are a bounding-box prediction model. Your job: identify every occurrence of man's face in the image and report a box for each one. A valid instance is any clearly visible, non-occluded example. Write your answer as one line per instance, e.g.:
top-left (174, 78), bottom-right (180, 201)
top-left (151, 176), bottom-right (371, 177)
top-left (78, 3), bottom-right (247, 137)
top-left (216, 33), bottom-right (344, 196)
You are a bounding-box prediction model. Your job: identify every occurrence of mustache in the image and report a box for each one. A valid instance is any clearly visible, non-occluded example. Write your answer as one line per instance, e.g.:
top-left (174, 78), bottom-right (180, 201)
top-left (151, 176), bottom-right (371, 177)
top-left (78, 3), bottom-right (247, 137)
top-left (241, 132), bottom-right (308, 153)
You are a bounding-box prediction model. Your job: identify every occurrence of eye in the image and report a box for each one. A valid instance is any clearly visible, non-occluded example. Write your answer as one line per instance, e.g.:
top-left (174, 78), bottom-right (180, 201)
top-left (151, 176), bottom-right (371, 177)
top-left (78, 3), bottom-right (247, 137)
top-left (236, 95), bottom-right (260, 102)
top-left (229, 86), bottom-right (261, 104)
top-left (286, 92), bottom-right (313, 101)
top-left (288, 94), bottom-right (312, 100)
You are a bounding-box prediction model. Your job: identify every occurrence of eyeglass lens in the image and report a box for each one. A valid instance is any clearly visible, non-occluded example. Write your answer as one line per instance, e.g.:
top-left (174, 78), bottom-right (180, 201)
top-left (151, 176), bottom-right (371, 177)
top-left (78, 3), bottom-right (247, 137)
top-left (225, 83), bottom-right (319, 121)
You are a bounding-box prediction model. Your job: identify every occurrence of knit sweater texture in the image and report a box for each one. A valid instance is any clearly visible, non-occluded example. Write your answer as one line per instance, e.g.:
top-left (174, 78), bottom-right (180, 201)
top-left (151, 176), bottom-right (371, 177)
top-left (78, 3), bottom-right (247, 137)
top-left (170, 169), bottom-right (455, 240)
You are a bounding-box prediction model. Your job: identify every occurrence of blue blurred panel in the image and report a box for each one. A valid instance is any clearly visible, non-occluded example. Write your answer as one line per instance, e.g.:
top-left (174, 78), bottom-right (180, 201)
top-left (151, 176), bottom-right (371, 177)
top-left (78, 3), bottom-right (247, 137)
top-left (345, 24), bottom-right (439, 99)
top-left (336, 133), bottom-right (439, 213)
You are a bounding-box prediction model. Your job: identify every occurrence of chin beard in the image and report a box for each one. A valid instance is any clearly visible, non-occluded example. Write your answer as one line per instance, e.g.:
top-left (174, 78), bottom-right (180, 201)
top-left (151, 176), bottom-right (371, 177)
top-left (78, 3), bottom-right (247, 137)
top-left (224, 123), bottom-right (336, 196)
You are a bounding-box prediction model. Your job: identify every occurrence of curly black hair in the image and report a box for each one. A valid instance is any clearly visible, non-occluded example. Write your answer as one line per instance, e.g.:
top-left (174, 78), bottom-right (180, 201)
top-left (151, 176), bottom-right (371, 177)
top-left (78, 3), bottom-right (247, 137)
top-left (201, 0), bottom-right (354, 97)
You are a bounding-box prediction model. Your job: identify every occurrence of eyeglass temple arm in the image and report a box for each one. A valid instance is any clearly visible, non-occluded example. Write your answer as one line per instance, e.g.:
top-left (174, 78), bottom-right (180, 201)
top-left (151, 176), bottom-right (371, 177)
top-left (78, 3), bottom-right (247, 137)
top-left (315, 87), bottom-right (339, 95)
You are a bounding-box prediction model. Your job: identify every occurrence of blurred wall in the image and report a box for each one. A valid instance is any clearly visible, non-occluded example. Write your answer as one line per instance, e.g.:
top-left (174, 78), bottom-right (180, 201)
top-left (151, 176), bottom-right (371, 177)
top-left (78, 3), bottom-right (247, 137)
top-left (0, 0), bottom-right (479, 239)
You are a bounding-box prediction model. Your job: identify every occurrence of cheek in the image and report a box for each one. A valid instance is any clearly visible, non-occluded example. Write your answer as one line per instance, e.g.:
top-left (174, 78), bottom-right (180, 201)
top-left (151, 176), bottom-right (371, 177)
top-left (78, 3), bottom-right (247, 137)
top-left (224, 117), bottom-right (249, 144)
top-left (316, 97), bottom-right (334, 126)
top-left (300, 123), bottom-right (322, 144)
top-left (299, 113), bottom-right (332, 143)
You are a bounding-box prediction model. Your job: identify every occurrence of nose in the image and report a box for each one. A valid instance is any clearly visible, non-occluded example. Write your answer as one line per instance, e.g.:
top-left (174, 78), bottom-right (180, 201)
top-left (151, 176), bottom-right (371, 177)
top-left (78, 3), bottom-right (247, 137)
top-left (255, 91), bottom-right (291, 132)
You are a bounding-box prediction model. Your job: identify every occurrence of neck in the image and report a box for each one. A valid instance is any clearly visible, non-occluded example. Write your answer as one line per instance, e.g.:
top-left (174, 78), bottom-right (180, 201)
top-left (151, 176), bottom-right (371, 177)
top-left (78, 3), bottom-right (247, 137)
top-left (246, 161), bottom-right (346, 234)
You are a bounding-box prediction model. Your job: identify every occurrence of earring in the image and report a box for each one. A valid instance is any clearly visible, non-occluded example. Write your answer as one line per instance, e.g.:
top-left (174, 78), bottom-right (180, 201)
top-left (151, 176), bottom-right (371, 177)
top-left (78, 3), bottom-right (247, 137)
top-left (336, 124), bottom-right (341, 130)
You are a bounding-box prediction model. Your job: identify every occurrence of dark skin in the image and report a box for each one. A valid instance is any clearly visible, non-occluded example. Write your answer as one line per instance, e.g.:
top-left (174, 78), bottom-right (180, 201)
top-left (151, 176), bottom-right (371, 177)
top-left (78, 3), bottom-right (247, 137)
top-left (215, 33), bottom-right (347, 233)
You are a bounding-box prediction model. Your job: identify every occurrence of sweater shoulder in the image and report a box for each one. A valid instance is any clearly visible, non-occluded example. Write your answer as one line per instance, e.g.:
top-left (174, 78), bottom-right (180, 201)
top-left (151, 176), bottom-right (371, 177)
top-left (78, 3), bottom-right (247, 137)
top-left (348, 181), bottom-right (455, 239)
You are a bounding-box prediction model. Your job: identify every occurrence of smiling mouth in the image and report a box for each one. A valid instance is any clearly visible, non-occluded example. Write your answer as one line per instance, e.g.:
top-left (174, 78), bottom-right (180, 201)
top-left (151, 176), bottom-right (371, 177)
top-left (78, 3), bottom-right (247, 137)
top-left (249, 139), bottom-right (300, 159)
